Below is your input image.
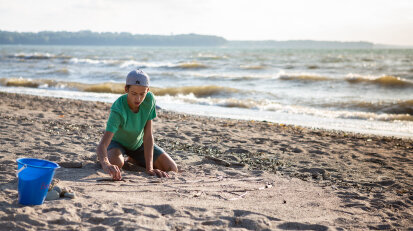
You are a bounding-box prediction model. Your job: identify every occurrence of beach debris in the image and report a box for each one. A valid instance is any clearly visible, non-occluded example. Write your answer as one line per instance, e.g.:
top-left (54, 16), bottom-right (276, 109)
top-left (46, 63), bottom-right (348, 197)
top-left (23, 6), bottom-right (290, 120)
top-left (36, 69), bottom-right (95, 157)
top-left (230, 162), bottom-right (247, 168)
top-left (60, 187), bottom-right (71, 196)
top-left (149, 179), bottom-right (164, 184)
top-left (64, 192), bottom-right (76, 199)
top-left (96, 178), bottom-right (126, 182)
top-left (59, 161), bottom-right (83, 168)
top-left (45, 190), bottom-right (60, 201)
top-left (53, 186), bottom-right (62, 195)
top-left (228, 192), bottom-right (248, 201)
top-left (44, 178), bottom-right (76, 200)
top-left (396, 189), bottom-right (408, 195)
top-left (259, 182), bottom-right (273, 190)
top-left (205, 156), bottom-right (231, 167)
top-left (59, 187), bottom-right (75, 199)
top-left (193, 191), bottom-right (203, 197)
top-left (48, 178), bottom-right (60, 191)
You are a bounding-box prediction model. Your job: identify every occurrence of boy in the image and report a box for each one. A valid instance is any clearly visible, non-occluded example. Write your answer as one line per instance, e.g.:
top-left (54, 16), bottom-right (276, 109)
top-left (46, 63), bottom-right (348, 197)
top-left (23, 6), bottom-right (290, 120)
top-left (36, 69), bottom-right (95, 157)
top-left (97, 69), bottom-right (177, 180)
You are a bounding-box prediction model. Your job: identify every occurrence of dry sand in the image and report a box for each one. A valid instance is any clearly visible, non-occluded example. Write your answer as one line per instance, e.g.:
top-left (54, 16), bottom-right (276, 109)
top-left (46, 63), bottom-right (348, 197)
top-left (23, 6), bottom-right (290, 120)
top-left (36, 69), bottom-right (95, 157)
top-left (0, 92), bottom-right (412, 230)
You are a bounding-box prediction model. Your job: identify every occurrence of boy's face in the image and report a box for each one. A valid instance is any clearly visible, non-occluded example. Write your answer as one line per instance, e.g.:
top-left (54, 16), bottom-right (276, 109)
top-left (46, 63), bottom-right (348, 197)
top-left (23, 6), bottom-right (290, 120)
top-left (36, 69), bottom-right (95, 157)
top-left (125, 85), bottom-right (149, 112)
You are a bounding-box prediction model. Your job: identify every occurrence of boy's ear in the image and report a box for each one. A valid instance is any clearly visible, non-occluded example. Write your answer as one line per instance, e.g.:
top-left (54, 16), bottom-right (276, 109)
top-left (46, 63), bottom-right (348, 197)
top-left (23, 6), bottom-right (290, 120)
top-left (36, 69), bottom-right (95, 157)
top-left (124, 86), bottom-right (128, 93)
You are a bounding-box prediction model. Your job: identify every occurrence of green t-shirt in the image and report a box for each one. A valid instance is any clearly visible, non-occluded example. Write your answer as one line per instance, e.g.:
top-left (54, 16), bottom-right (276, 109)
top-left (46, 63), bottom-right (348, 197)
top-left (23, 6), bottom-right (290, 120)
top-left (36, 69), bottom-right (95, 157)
top-left (106, 92), bottom-right (157, 151)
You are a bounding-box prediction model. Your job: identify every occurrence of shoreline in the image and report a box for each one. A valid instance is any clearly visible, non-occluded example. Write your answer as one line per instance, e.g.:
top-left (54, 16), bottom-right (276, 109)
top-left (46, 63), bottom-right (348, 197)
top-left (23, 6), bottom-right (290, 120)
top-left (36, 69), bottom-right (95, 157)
top-left (0, 92), bottom-right (412, 230)
top-left (1, 86), bottom-right (412, 139)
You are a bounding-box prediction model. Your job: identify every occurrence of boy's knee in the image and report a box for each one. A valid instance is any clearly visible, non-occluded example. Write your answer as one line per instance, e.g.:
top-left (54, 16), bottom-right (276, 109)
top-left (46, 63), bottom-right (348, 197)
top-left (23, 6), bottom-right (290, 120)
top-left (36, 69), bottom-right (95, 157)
top-left (155, 153), bottom-right (178, 172)
top-left (169, 162), bottom-right (178, 172)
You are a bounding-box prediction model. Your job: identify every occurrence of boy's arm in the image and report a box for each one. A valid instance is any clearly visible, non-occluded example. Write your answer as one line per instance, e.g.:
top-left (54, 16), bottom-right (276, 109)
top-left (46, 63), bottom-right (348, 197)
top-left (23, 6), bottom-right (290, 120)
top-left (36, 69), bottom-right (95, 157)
top-left (97, 131), bottom-right (122, 180)
top-left (143, 120), bottom-right (168, 178)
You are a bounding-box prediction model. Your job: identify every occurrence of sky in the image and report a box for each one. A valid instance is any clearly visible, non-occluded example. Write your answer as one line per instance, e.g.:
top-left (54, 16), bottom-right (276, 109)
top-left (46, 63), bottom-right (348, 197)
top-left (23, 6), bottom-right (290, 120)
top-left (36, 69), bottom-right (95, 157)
top-left (1, 0), bottom-right (413, 46)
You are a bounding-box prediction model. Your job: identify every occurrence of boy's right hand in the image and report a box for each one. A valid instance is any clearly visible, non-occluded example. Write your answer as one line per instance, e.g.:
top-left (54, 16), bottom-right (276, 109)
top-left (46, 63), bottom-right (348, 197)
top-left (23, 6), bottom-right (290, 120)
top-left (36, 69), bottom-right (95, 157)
top-left (102, 163), bottom-right (122, 180)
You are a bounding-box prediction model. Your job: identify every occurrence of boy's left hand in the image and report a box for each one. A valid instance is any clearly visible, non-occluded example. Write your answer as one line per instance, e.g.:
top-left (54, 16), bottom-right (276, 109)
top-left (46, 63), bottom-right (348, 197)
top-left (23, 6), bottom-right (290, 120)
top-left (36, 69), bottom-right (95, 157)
top-left (146, 169), bottom-right (169, 178)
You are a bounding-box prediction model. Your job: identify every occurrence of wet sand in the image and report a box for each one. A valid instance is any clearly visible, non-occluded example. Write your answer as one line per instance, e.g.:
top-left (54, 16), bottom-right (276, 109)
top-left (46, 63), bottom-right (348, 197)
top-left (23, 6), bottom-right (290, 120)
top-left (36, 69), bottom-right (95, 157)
top-left (0, 92), bottom-right (412, 230)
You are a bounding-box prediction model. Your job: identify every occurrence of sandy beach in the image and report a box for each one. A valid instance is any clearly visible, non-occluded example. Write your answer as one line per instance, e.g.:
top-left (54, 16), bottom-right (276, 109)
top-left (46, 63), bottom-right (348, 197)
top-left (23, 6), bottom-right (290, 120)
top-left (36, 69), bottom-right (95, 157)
top-left (0, 91), bottom-right (412, 230)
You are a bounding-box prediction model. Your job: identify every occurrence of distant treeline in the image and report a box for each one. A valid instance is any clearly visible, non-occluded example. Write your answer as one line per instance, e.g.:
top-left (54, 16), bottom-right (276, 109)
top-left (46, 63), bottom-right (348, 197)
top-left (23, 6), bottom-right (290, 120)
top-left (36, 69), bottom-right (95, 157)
top-left (0, 30), bottom-right (227, 46)
top-left (0, 30), bottom-right (375, 48)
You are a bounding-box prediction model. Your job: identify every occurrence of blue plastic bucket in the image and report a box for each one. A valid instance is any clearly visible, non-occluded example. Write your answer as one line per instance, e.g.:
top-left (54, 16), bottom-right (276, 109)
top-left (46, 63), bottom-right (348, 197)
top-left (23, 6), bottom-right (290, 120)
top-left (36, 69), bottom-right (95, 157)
top-left (16, 158), bottom-right (60, 205)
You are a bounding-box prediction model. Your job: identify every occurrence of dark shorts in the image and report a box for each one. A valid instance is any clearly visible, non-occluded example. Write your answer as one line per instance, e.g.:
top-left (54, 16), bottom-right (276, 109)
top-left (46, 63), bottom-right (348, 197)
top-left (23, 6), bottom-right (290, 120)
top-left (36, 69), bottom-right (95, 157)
top-left (107, 140), bottom-right (165, 168)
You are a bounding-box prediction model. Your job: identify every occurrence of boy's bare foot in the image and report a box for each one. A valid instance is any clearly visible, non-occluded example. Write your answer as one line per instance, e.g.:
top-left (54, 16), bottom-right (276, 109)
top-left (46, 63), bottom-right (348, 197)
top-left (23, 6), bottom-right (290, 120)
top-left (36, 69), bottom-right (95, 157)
top-left (125, 156), bottom-right (137, 165)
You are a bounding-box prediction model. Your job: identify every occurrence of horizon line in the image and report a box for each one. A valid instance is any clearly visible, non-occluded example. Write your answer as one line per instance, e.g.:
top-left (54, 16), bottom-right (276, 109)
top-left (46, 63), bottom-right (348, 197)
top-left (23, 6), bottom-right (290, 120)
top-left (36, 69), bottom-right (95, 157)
top-left (2, 29), bottom-right (413, 48)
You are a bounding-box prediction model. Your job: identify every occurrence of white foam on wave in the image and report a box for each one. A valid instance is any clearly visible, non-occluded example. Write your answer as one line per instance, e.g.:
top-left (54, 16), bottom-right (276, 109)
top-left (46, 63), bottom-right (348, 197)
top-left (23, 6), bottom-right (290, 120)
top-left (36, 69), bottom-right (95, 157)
top-left (157, 95), bottom-right (413, 138)
top-left (0, 86), bottom-right (120, 103)
top-left (119, 60), bottom-right (174, 68)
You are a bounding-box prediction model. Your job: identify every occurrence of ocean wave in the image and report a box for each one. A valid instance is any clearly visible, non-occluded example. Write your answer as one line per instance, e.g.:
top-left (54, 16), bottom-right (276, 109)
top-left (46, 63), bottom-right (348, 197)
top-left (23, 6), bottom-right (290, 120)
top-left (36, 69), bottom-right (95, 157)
top-left (82, 82), bottom-right (125, 94)
top-left (321, 100), bottom-right (413, 115)
top-left (70, 58), bottom-right (107, 65)
top-left (1, 77), bottom-right (412, 122)
top-left (119, 60), bottom-right (174, 68)
top-left (159, 94), bottom-right (261, 109)
top-left (0, 78), bottom-right (125, 94)
top-left (152, 85), bottom-right (239, 97)
top-left (335, 111), bottom-right (413, 122)
top-left (320, 56), bottom-right (351, 63)
top-left (121, 60), bottom-right (208, 69)
top-left (263, 103), bottom-right (413, 122)
top-left (7, 52), bottom-right (72, 60)
top-left (361, 58), bottom-right (374, 62)
top-left (239, 65), bottom-right (267, 70)
top-left (279, 74), bottom-right (332, 81)
top-left (190, 72), bottom-right (274, 80)
top-left (217, 99), bottom-right (257, 109)
top-left (68, 57), bottom-right (175, 69)
top-left (197, 53), bottom-right (227, 60)
top-left (1, 78), bottom-right (43, 88)
top-left (48, 68), bottom-right (70, 75)
top-left (307, 65), bottom-right (320, 69)
top-left (71, 58), bottom-right (209, 69)
top-left (159, 94), bottom-right (413, 122)
top-left (346, 75), bottom-right (413, 88)
top-left (82, 84), bottom-right (238, 98)
top-left (174, 62), bottom-right (208, 69)
top-left (0, 78), bottom-right (239, 97)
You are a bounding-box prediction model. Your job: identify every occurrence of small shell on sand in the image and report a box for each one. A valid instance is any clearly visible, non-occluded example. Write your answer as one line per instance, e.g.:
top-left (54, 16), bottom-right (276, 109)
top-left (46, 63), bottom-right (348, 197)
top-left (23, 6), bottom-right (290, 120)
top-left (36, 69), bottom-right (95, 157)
top-left (45, 190), bottom-right (60, 201)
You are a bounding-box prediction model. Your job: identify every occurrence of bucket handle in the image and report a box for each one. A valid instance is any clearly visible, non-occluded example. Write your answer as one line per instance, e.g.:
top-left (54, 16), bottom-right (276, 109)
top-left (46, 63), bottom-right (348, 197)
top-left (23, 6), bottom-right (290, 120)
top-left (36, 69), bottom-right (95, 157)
top-left (16, 164), bottom-right (27, 177)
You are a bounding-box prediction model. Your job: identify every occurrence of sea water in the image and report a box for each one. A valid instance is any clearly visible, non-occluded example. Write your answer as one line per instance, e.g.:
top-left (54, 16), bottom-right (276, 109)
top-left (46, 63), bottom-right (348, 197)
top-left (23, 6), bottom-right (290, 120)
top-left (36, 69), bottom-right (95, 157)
top-left (0, 45), bottom-right (412, 137)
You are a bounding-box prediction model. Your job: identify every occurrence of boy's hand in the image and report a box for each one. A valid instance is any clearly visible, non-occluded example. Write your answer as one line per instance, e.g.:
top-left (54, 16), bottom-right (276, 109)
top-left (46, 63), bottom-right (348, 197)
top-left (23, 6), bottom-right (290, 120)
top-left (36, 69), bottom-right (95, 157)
top-left (102, 163), bottom-right (122, 180)
top-left (146, 169), bottom-right (169, 178)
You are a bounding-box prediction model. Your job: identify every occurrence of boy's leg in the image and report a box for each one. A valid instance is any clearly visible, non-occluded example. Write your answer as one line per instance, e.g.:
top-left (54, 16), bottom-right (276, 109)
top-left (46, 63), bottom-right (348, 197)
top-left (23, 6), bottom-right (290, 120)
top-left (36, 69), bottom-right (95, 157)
top-left (107, 148), bottom-right (125, 169)
top-left (125, 144), bottom-right (178, 172)
top-left (154, 153), bottom-right (178, 172)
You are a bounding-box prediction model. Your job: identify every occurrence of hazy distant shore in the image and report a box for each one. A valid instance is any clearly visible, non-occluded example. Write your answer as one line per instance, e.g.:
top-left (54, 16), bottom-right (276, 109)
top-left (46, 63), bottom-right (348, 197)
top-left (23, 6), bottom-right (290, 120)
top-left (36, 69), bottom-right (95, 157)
top-left (3, 30), bottom-right (409, 48)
